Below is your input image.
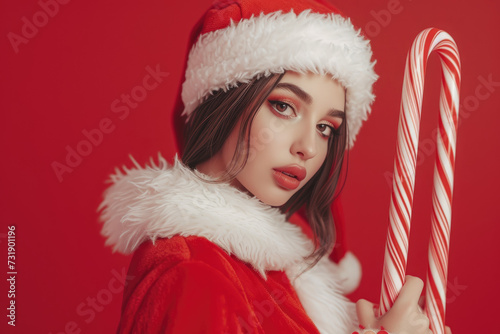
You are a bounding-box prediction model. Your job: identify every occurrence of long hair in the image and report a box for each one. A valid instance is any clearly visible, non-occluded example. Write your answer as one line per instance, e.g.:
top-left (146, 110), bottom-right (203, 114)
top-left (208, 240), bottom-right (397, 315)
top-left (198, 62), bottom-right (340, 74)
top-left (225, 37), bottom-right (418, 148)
top-left (182, 73), bottom-right (348, 264)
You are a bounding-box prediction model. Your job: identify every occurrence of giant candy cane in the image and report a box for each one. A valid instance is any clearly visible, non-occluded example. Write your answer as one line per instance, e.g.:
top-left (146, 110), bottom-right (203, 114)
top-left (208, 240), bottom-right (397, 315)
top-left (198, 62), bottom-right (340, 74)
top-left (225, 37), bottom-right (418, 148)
top-left (378, 28), bottom-right (461, 334)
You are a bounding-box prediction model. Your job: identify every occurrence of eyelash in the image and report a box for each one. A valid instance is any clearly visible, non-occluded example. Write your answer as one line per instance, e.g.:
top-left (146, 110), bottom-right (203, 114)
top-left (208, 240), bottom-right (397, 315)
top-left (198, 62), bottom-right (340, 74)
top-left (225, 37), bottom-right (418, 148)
top-left (268, 100), bottom-right (295, 118)
top-left (317, 123), bottom-right (337, 138)
top-left (268, 100), bottom-right (337, 138)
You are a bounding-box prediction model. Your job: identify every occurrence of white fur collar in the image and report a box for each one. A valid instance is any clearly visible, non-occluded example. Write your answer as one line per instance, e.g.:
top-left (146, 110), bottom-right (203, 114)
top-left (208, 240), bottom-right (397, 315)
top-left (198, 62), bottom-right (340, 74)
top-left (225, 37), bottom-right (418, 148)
top-left (99, 156), bottom-right (357, 332)
top-left (99, 155), bottom-right (313, 276)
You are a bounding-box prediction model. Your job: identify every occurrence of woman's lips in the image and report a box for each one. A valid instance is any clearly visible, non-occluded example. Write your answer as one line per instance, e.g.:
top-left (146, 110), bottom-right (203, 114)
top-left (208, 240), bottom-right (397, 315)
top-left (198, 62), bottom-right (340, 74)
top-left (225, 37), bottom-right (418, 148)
top-left (272, 166), bottom-right (306, 190)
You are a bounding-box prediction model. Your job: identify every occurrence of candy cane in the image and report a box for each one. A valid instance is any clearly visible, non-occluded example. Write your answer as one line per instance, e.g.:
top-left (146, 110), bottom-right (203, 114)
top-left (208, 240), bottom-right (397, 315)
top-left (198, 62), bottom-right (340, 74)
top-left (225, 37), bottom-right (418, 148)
top-left (378, 28), bottom-right (461, 334)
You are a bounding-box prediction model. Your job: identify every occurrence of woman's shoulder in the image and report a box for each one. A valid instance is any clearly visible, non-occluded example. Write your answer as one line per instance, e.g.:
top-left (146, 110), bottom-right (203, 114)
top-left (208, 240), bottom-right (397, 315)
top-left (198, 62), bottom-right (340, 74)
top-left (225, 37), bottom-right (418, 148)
top-left (119, 236), bottom-right (273, 333)
top-left (128, 235), bottom-right (248, 280)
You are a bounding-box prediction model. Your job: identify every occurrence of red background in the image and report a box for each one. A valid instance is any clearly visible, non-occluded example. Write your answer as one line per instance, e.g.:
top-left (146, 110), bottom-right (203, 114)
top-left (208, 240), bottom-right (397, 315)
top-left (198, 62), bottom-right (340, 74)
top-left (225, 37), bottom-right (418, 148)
top-left (1, 0), bottom-right (499, 333)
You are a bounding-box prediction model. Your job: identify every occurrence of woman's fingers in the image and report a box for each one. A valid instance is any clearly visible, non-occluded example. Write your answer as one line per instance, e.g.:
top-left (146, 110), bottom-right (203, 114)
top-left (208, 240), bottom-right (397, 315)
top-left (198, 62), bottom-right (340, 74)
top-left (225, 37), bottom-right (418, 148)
top-left (393, 275), bottom-right (424, 310)
top-left (356, 276), bottom-right (438, 334)
top-left (445, 326), bottom-right (452, 334)
top-left (356, 299), bottom-right (377, 328)
top-left (418, 295), bottom-right (425, 309)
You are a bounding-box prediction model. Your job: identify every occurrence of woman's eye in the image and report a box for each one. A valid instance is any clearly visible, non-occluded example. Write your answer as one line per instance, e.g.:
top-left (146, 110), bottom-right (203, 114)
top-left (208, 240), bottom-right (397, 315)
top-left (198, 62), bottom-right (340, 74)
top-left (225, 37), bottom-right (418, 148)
top-left (269, 101), bottom-right (294, 117)
top-left (317, 123), bottom-right (335, 138)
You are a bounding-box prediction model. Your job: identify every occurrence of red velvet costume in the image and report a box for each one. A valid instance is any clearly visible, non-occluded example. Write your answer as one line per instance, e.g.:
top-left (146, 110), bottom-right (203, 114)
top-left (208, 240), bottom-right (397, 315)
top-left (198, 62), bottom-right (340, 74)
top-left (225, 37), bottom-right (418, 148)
top-left (119, 237), bottom-right (321, 333)
top-left (100, 158), bottom-right (361, 333)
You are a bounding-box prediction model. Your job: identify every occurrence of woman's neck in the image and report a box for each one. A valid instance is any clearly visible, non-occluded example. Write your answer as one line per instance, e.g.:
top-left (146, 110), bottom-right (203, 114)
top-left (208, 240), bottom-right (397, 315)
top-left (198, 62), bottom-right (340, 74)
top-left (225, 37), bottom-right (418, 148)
top-left (195, 154), bottom-right (251, 199)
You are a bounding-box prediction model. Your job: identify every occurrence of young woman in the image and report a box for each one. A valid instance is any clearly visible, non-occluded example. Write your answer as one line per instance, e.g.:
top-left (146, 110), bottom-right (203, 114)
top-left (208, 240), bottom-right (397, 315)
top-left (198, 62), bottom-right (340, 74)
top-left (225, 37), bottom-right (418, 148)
top-left (100, 0), bottom-right (451, 333)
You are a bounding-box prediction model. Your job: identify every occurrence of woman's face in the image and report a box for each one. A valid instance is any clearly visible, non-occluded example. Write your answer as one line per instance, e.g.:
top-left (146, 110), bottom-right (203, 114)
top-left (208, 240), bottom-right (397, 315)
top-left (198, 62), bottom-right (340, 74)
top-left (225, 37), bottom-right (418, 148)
top-left (206, 71), bottom-right (345, 206)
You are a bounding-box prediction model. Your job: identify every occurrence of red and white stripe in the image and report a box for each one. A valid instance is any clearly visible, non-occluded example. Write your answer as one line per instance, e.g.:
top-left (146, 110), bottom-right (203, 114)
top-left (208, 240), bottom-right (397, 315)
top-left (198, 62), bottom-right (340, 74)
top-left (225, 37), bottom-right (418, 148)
top-left (378, 28), bottom-right (461, 334)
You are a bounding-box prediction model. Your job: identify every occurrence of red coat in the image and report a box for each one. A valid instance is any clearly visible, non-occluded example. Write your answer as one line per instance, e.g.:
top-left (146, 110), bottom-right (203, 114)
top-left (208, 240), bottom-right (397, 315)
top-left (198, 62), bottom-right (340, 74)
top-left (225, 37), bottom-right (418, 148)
top-left (100, 157), bottom-right (361, 333)
top-left (119, 236), bottom-right (322, 333)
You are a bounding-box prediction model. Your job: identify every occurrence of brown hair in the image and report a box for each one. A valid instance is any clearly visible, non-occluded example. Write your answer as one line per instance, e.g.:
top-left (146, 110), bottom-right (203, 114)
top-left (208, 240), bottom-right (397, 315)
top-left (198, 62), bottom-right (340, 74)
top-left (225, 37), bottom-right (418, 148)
top-left (182, 73), bottom-right (348, 264)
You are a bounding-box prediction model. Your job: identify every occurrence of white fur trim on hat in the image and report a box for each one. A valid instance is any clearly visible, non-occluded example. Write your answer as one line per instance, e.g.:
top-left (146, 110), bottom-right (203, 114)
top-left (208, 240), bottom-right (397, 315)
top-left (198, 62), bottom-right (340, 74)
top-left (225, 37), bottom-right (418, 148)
top-left (181, 10), bottom-right (378, 148)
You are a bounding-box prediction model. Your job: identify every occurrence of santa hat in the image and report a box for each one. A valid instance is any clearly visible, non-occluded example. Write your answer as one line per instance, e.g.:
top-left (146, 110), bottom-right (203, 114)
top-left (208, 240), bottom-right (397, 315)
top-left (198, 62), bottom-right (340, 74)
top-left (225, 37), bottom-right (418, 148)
top-left (172, 0), bottom-right (377, 293)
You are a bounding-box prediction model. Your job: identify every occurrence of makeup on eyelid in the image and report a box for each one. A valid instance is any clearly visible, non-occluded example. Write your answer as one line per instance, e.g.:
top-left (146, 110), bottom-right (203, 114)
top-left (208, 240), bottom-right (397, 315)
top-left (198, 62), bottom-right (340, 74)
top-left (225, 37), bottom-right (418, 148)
top-left (267, 94), bottom-right (343, 131)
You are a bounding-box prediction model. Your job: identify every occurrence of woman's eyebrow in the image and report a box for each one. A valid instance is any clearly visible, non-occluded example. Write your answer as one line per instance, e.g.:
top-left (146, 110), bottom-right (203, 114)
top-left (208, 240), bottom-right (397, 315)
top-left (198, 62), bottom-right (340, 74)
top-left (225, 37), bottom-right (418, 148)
top-left (275, 82), bottom-right (345, 117)
top-left (328, 109), bottom-right (345, 119)
top-left (275, 83), bottom-right (312, 104)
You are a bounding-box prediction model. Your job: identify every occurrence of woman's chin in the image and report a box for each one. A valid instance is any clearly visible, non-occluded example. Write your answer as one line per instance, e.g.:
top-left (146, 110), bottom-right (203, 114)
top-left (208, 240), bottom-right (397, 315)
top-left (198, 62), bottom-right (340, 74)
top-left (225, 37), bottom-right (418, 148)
top-left (261, 198), bottom-right (288, 207)
top-left (252, 188), bottom-right (296, 207)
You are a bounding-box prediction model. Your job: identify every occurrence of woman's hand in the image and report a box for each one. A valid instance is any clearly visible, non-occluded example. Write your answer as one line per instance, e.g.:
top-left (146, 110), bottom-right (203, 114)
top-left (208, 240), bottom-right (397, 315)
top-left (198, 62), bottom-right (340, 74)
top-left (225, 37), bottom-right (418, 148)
top-left (356, 275), bottom-right (452, 334)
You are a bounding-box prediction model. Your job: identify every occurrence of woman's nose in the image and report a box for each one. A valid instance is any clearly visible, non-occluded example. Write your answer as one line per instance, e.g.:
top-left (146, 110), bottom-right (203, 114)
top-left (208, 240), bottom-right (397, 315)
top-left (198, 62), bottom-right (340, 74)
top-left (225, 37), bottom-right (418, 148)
top-left (291, 126), bottom-right (317, 160)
